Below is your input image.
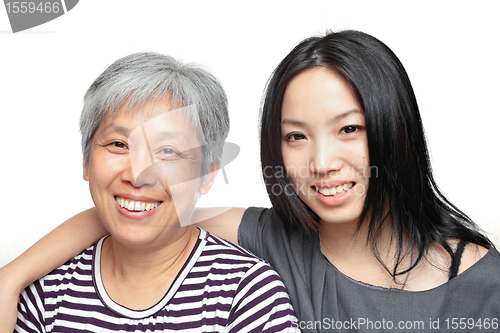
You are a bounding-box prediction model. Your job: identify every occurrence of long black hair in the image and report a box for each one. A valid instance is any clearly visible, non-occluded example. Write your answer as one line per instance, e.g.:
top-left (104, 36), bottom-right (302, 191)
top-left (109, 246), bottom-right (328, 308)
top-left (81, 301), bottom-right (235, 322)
top-left (260, 30), bottom-right (492, 278)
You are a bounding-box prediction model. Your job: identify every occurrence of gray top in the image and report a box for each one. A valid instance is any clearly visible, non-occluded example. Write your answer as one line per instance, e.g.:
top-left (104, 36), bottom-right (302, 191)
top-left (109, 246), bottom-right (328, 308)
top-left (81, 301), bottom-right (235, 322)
top-left (239, 207), bottom-right (500, 332)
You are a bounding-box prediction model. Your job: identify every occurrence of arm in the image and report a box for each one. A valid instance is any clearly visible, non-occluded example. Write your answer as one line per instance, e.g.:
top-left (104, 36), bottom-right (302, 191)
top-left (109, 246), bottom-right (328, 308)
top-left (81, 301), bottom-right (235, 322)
top-left (1, 206), bottom-right (245, 291)
top-left (0, 269), bottom-right (21, 333)
top-left (0, 206), bottom-right (246, 332)
top-left (0, 208), bottom-right (107, 333)
top-left (194, 207), bottom-right (246, 244)
top-left (4, 208), bottom-right (106, 287)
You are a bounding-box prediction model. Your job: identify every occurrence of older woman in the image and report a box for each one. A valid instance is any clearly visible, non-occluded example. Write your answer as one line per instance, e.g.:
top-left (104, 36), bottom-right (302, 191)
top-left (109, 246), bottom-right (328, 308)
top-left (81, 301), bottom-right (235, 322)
top-left (13, 52), bottom-right (297, 332)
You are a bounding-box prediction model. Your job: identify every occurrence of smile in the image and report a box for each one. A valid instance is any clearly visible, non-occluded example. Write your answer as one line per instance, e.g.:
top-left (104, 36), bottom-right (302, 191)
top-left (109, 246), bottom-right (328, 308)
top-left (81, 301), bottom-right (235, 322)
top-left (115, 196), bottom-right (161, 212)
top-left (314, 182), bottom-right (354, 196)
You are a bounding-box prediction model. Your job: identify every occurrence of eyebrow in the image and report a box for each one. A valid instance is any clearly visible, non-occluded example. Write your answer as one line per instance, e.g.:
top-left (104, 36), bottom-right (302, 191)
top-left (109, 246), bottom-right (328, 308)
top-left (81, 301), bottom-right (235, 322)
top-left (281, 109), bottom-right (363, 127)
top-left (147, 130), bottom-right (193, 145)
top-left (100, 124), bottom-right (193, 143)
top-left (100, 124), bottom-right (132, 136)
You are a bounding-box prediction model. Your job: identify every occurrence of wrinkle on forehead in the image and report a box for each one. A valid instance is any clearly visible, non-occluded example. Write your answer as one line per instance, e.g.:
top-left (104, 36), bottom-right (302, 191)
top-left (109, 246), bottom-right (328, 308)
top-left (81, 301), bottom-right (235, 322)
top-left (102, 95), bottom-right (194, 127)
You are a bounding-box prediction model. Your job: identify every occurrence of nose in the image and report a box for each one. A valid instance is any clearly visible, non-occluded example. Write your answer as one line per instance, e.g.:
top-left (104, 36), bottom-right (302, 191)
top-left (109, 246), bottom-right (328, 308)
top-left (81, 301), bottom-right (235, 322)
top-left (135, 161), bottom-right (167, 188)
top-left (123, 148), bottom-right (166, 188)
top-left (309, 138), bottom-right (343, 176)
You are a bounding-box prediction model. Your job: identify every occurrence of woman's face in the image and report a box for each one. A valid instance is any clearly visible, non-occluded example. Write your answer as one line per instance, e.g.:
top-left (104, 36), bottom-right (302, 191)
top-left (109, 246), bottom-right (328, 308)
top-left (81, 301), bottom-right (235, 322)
top-left (281, 67), bottom-right (369, 226)
top-left (83, 99), bottom-right (215, 248)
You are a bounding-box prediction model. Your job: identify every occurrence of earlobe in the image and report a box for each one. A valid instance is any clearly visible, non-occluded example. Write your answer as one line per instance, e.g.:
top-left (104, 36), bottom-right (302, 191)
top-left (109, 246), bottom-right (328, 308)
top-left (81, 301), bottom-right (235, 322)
top-left (199, 161), bottom-right (220, 195)
top-left (83, 163), bottom-right (89, 181)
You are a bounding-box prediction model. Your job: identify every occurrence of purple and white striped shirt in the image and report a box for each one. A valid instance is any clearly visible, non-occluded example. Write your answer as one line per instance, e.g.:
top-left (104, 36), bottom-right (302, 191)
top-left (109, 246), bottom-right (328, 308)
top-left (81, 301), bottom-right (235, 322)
top-left (16, 229), bottom-right (299, 332)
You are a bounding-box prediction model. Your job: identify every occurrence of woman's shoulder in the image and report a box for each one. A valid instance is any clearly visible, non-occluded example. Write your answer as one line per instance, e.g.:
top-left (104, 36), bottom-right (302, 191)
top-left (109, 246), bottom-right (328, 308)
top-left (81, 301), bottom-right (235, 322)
top-left (242, 206), bottom-right (296, 225)
top-left (194, 207), bottom-right (247, 244)
top-left (412, 240), bottom-right (495, 289)
top-left (239, 206), bottom-right (318, 257)
top-left (456, 242), bottom-right (492, 275)
top-left (240, 207), bottom-right (297, 237)
top-left (241, 206), bottom-right (273, 222)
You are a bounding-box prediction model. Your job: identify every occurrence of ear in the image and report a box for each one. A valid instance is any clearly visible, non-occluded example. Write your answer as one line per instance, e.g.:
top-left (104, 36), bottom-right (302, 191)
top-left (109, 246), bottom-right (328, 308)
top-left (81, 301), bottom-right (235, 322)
top-left (199, 161), bottom-right (220, 195)
top-left (83, 163), bottom-right (89, 181)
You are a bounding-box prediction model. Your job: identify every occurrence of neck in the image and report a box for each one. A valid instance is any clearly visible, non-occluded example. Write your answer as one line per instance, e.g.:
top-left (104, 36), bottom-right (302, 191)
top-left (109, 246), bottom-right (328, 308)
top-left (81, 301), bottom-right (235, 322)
top-left (100, 226), bottom-right (199, 309)
top-left (320, 220), bottom-right (373, 263)
top-left (319, 219), bottom-right (409, 288)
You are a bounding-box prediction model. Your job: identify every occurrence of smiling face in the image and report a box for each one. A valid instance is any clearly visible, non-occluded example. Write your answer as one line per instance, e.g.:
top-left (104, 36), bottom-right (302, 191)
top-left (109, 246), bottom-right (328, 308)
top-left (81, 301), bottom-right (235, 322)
top-left (83, 98), bottom-right (216, 248)
top-left (281, 67), bottom-right (369, 227)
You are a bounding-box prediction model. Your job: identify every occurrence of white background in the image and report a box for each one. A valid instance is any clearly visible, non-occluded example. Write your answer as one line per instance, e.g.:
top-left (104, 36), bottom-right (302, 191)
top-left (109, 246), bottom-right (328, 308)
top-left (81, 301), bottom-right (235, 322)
top-left (1, 0), bottom-right (499, 267)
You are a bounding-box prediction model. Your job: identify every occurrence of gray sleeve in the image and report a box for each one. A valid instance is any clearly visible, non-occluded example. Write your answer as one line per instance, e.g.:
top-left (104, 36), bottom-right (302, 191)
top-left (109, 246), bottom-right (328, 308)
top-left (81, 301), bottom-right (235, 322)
top-left (237, 207), bottom-right (268, 259)
top-left (237, 206), bottom-right (319, 326)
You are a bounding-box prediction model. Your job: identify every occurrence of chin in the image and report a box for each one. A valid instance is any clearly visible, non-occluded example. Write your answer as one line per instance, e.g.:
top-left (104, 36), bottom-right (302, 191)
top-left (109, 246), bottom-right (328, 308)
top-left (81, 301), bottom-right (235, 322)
top-left (317, 209), bottom-right (363, 226)
top-left (106, 223), bottom-right (157, 243)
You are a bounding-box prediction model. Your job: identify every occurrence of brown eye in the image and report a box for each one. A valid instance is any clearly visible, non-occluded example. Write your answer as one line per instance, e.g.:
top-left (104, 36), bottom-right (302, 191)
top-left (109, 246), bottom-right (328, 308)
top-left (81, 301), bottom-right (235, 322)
top-left (340, 125), bottom-right (360, 134)
top-left (107, 141), bottom-right (129, 154)
top-left (286, 133), bottom-right (306, 141)
top-left (113, 142), bottom-right (127, 149)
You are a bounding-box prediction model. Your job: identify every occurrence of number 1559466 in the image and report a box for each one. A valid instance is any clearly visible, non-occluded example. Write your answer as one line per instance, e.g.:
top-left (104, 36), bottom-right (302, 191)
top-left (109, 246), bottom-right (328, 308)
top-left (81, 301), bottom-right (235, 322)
top-left (5, 2), bottom-right (60, 14)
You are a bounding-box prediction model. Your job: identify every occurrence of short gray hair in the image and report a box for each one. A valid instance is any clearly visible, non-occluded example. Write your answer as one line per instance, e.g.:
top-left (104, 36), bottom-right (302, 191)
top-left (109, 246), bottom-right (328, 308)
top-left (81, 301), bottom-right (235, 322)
top-left (80, 52), bottom-right (229, 174)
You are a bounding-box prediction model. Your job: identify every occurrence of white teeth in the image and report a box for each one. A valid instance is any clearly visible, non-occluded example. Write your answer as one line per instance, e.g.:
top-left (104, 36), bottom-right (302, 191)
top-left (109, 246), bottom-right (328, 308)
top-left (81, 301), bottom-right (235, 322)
top-left (115, 197), bottom-right (161, 212)
top-left (316, 183), bottom-right (354, 196)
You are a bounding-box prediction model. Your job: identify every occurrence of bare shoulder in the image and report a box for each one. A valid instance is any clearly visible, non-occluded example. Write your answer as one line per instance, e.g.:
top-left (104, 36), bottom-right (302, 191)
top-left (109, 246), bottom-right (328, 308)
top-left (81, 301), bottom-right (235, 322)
top-left (194, 207), bottom-right (247, 244)
top-left (457, 242), bottom-right (489, 275)
top-left (404, 240), bottom-right (490, 291)
top-left (440, 238), bottom-right (489, 275)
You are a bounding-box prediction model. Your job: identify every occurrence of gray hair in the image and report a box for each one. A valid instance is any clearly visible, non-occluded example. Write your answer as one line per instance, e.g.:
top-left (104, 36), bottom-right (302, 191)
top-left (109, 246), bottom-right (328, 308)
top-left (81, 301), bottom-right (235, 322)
top-left (80, 52), bottom-right (229, 174)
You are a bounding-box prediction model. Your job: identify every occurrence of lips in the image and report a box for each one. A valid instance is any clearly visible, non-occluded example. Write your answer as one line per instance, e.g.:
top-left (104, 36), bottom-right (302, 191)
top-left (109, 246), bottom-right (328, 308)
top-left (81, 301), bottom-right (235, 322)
top-left (114, 196), bottom-right (161, 212)
top-left (313, 182), bottom-right (355, 196)
top-left (311, 181), bottom-right (357, 207)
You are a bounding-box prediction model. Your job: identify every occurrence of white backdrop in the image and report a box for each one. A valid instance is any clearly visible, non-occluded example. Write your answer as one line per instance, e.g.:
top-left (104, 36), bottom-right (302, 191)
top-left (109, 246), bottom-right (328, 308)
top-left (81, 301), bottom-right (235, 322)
top-left (1, 0), bottom-right (499, 267)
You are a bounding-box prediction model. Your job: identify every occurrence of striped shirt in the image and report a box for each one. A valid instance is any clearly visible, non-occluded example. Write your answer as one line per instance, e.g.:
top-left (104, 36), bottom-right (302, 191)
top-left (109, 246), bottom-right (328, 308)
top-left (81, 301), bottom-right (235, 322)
top-left (16, 229), bottom-right (299, 332)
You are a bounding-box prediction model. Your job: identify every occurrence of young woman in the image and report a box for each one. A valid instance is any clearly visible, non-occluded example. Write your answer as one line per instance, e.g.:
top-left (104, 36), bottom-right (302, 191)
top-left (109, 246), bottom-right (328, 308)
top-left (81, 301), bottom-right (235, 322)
top-left (2, 30), bottom-right (499, 332)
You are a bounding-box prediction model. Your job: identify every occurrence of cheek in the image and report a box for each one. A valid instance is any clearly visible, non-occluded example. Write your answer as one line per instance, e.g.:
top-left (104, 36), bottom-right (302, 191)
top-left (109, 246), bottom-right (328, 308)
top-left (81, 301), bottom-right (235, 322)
top-left (347, 140), bottom-right (368, 159)
top-left (86, 151), bottom-right (115, 182)
top-left (168, 170), bottom-right (203, 223)
top-left (283, 155), bottom-right (310, 190)
top-left (348, 143), bottom-right (370, 177)
top-left (169, 181), bottom-right (198, 203)
top-left (163, 159), bottom-right (204, 195)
